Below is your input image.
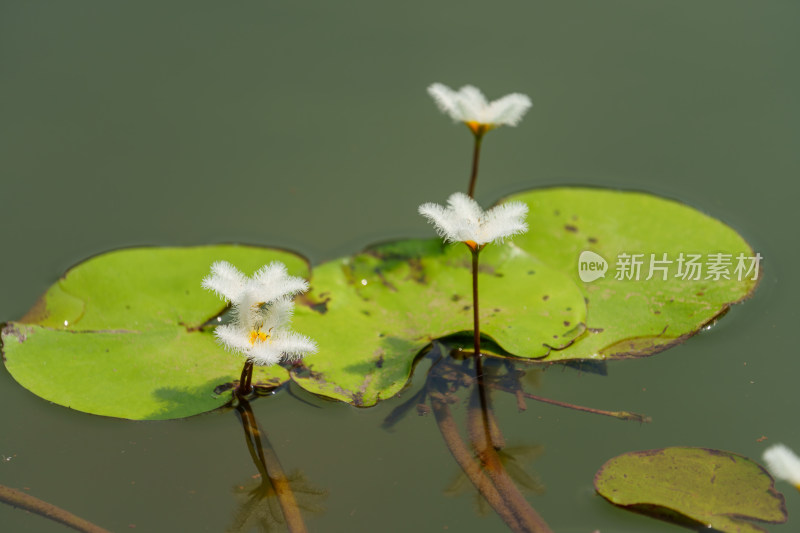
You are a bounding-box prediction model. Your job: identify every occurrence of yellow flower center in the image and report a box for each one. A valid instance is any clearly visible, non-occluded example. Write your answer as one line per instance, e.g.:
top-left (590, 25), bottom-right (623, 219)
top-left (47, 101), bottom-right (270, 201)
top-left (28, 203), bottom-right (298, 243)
top-left (464, 121), bottom-right (491, 137)
top-left (249, 327), bottom-right (271, 345)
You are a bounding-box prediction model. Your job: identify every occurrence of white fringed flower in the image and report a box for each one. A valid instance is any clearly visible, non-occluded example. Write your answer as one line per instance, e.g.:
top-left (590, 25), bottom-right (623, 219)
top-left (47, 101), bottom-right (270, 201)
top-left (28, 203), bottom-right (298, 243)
top-left (419, 192), bottom-right (528, 249)
top-left (202, 261), bottom-right (317, 365)
top-left (428, 83), bottom-right (531, 134)
top-left (763, 444), bottom-right (800, 488)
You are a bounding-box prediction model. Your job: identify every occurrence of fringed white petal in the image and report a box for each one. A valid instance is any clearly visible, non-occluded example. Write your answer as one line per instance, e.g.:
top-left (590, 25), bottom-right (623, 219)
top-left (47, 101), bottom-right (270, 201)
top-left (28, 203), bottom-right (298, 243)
top-left (251, 262), bottom-right (309, 303)
top-left (428, 83), bottom-right (531, 128)
top-left (419, 195), bottom-right (528, 246)
top-left (447, 192), bottom-right (482, 224)
top-left (202, 261), bottom-right (247, 301)
top-left (427, 83), bottom-right (461, 121)
top-left (486, 93), bottom-right (532, 126)
top-left (455, 85), bottom-right (488, 122)
top-left (214, 324), bottom-right (252, 354)
top-left (248, 330), bottom-right (318, 366)
top-left (419, 202), bottom-right (461, 243)
top-left (271, 330), bottom-right (319, 361)
top-left (247, 342), bottom-right (282, 366)
top-left (480, 201), bottom-right (529, 244)
top-left (203, 260), bottom-right (315, 365)
top-left (764, 444), bottom-right (800, 485)
top-left (261, 297), bottom-right (295, 331)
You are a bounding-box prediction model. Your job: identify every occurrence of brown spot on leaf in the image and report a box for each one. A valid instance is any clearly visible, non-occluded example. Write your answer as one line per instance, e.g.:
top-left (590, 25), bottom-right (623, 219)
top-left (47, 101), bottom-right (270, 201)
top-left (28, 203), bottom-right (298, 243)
top-left (407, 258), bottom-right (427, 284)
top-left (213, 382), bottom-right (234, 395)
top-left (588, 237), bottom-right (598, 244)
top-left (564, 224), bottom-right (578, 233)
top-left (478, 263), bottom-right (497, 275)
top-left (1, 323), bottom-right (27, 359)
top-left (542, 295), bottom-right (549, 301)
top-left (374, 270), bottom-right (398, 292)
top-left (563, 321), bottom-right (571, 327)
top-left (19, 296), bottom-right (49, 324)
top-left (297, 293), bottom-right (331, 314)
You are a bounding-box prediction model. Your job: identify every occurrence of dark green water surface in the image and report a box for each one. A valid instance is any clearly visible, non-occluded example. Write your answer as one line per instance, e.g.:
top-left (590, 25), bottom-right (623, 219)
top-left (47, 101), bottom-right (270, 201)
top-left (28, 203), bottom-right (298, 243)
top-left (1, 2), bottom-right (798, 531)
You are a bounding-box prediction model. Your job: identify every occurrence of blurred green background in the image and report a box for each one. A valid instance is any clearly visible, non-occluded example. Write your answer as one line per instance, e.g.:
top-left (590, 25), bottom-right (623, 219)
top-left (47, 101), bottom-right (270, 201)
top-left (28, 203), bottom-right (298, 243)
top-left (1, 1), bottom-right (798, 531)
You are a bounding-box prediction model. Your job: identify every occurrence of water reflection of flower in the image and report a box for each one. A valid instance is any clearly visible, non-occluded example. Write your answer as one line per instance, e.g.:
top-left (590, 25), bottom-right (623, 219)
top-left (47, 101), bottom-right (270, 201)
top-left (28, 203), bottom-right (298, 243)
top-left (445, 445), bottom-right (546, 516)
top-left (227, 470), bottom-right (327, 533)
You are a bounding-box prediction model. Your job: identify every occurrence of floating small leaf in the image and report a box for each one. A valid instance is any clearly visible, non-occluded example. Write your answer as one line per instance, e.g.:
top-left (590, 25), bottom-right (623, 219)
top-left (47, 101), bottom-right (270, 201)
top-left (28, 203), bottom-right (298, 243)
top-left (594, 447), bottom-right (787, 532)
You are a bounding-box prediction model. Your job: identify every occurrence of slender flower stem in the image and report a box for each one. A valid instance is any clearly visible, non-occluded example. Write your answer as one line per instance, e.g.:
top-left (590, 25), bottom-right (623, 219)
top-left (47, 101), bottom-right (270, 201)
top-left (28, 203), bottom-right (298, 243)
top-left (0, 484), bottom-right (110, 533)
top-left (237, 399), bottom-right (308, 533)
top-left (467, 133), bottom-right (484, 198)
top-left (238, 360), bottom-right (254, 396)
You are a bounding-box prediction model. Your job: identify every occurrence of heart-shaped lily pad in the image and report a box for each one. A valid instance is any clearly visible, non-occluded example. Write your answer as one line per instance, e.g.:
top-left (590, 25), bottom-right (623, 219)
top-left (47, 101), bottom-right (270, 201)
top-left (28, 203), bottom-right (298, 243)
top-left (508, 188), bottom-right (759, 361)
top-left (290, 238), bottom-right (586, 405)
top-left (2, 245), bottom-right (309, 420)
top-left (594, 447), bottom-right (787, 532)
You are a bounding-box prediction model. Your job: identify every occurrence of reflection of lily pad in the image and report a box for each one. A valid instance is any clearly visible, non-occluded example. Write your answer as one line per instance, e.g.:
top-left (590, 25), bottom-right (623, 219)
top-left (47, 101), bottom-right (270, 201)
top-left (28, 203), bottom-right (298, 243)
top-left (509, 188), bottom-right (759, 361)
top-left (290, 238), bottom-right (586, 406)
top-left (594, 447), bottom-right (787, 533)
top-left (1, 246), bottom-right (308, 420)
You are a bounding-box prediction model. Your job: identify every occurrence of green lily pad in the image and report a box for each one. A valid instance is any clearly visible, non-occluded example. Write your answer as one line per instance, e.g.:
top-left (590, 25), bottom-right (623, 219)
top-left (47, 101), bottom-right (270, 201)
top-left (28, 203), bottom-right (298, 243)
top-left (594, 447), bottom-right (787, 532)
top-left (508, 188), bottom-right (759, 361)
top-left (290, 238), bottom-right (587, 405)
top-left (1, 245), bottom-right (309, 420)
top-left (2, 188), bottom-right (760, 415)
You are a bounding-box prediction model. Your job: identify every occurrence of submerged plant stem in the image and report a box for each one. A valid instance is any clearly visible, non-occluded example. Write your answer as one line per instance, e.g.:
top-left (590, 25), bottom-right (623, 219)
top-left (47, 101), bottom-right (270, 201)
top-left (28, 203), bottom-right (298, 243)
top-left (467, 133), bottom-right (484, 198)
top-left (0, 484), bottom-right (110, 533)
top-left (491, 384), bottom-right (651, 423)
top-left (431, 396), bottom-right (524, 532)
top-left (237, 399), bottom-right (308, 533)
top-left (471, 247), bottom-right (495, 449)
top-left (467, 386), bottom-right (506, 453)
top-left (432, 395), bottom-right (552, 533)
